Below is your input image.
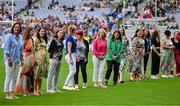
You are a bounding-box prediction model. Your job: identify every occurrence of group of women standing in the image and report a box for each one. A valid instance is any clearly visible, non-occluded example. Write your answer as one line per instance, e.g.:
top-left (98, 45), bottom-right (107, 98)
top-left (3, 23), bottom-right (180, 99)
top-left (4, 23), bottom-right (53, 99)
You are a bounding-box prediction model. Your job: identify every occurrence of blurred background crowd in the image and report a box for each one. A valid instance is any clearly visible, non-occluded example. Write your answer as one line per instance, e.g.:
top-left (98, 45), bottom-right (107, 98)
top-left (0, 0), bottom-right (180, 47)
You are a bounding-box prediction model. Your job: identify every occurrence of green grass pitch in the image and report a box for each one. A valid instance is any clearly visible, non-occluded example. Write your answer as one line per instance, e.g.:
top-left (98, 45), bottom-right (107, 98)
top-left (0, 49), bottom-right (180, 105)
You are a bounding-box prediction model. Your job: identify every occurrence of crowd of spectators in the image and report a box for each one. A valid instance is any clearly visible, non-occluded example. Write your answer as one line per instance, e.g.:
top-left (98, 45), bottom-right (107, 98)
top-left (132, 0), bottom-right (180, 19)
top-left (0, 0), bottom-right (179, 46)
top-left (0, 0), bottom-right (12, 21)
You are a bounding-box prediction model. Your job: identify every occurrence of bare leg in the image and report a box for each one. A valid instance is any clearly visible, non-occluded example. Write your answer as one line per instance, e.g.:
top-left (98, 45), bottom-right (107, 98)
top-left (119, 71), bottom-right (124, 82)
top-left (39, 79), bottom-right (42, 94)
top-left (118, 73), bottom-right (120, 83)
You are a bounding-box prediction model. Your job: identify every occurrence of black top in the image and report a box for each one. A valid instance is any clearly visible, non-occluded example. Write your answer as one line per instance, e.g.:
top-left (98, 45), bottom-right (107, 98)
top-left (171, 38), bottom-right (180, 50)
top-left (151, 38), bottom-right (160, 53)
top-left (48, 39), bottom-right (64, 60)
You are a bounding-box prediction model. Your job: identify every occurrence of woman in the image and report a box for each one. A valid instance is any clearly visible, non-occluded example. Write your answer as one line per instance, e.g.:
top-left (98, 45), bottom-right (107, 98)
top-left (74, 29), bottom-right (89, 89)
top-left (160, 30), bottom-right (175, 78)
top-left (130, 29), bottom-right (145, 81)
top-left (92, 29), bottom-right (107, 88)
top-left (118, 27), bottom-right (129, 83)
top-left (151, 31), bottom-right (161, 79)
top-left (47, 29), bottom-right (65, 93)
top-left (171, 31), bottom-right (180, 76)
top-left (104, 30), bottom-right (122, 86)
top-left (16, 27), bottom-right (35, 96)
top-left (34, 27), bottom-right (48, 95)
top-left (143, 27), bottom-right (151, 78)
top-left (63, 25), bottom-right (77, 90)
top-left (4, 23), bottom-right (23, 99)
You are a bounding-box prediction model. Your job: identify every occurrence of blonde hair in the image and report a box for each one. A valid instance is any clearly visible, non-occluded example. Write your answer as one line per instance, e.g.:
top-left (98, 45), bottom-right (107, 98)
top-left (97, 29), bottom-right (106, 40)
top-left (68, 25), bottom-right (76, 35)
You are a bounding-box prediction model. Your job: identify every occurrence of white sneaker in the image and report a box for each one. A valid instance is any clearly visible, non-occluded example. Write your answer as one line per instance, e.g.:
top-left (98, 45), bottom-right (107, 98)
top-left (75, 84), bottom-right (79, 89)
top-left (63, 85), bottom-right (76, 90)
top-left (161, 75), bottom-right (168, 78)
top-left (47, 89), bottom-right (55, 93)
top-left (151, 75), bottom-right (157, 80)
top-left (168, 75), bottom-right (174, 78)
top-left (63, 85), bottom-right (70, 90)
top-left (69, 86), bottom-right (76, 90)
top-left (82, 83), bottom-right (87, 88)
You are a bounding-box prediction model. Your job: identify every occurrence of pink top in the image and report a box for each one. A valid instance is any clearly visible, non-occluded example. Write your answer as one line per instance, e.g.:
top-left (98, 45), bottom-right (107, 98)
top-left (93, 38), bottom-right (107, 57)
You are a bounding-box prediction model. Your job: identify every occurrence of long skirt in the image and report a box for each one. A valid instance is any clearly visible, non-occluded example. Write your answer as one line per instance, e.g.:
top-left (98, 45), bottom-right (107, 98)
top-left (160, 49), bottom-right (175, 72)
top-left (16, 54), bottom-right (34, 94)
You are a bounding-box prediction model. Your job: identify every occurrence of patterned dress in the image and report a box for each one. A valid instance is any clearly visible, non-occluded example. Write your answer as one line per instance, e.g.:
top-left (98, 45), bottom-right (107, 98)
top-left (119, 36), bottom-right (130, 72)
top-left (160, 37), bottom-right (175, 72)
top-left (130, 37), bottom-right (145, 74)
top-left (16, 39), bottom-right (34, 94)
top-left (34, 38), bottom-right (48, 79)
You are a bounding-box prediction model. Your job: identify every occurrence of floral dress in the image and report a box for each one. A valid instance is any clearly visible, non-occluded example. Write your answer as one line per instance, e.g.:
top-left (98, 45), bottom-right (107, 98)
top-left (130, 37), bottom-right (145, 74)
top-left (34, 38), bottom-right (48, 79)
top-left (160, 37), bottom-right (175, 72)
top-left (119, 36), bottom-right (130, 72)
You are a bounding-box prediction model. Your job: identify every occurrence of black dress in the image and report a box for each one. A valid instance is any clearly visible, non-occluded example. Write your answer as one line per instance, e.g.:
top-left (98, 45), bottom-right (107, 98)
top-left (151, 38), bottom-right (160, 75)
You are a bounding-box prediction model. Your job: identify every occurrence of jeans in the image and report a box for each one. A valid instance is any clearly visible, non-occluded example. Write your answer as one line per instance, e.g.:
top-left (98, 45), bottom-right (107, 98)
top-left (4, 61), bottom-right (20, 92)
top-left (47, 59), bottom-right (61, 91)
top-left (74, 60), bottom-right (87, 85)
top-left (64, 53), bottom-right (76, 86)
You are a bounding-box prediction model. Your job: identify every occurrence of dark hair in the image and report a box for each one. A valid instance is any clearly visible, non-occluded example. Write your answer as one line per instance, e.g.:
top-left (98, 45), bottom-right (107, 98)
top-left (133, 29), bottom-right (143, 40)
top-left (11, 23), bottom-right (22, 35)
top-left (112, 30), bottom-right (122, 40)
top-left (36, 27), bottom-right (48, 44)
top-left (54, 29), bottom-right (65, 40)
top-left (164, 30), bottom-right (171, 36)
top-left (151, 30), bottom-right (160, 40)
top-left (23, 27), bottom-right (33, 41)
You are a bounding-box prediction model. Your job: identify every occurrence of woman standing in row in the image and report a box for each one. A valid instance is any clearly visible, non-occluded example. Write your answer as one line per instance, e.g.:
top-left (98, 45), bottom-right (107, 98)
top-left (33, 27), bottom-right (48, 95)
top-left (118, 27), bottom-right (129, 83)
top-left (143, 27), bottom-right (151, 78)
top-left (74, 29), bottom-right (89, 89)
top-left (47, 29), bottom-right (65, 93)
top-left (92, 29), bottom-right (107, 88)
top-left (151, 30), bottom-right (161, 79)
top-left (4, 23), bottom-right (23, 99)
top-left (171, 31), bottom-right (180, 76)
top-left (63, 25), bottom-right (77, 90)
top-left (16, 27), bottom-right (35, 96)
top-left (104, 30), bottom-right (122, 86)
top-left (160, 30), bottom-right (175, 78)
top-left (130, 29), bottom-right (145, 81)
